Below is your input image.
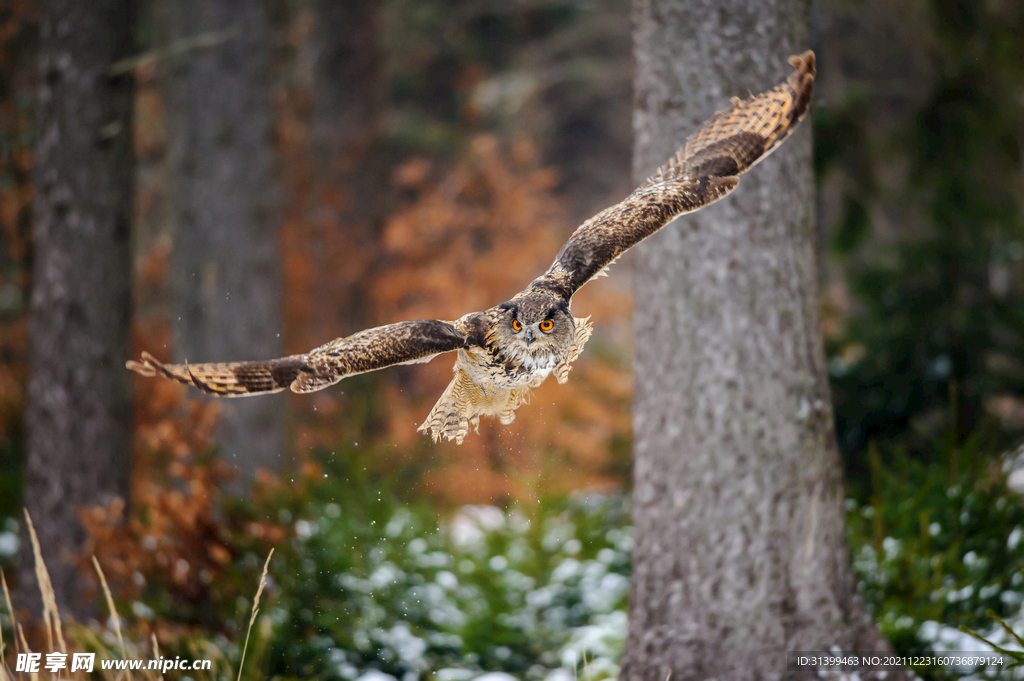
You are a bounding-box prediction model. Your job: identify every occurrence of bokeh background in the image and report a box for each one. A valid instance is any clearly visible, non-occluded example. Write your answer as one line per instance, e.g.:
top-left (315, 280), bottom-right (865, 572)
top-left (1, 0), bottom-right (1024, 679)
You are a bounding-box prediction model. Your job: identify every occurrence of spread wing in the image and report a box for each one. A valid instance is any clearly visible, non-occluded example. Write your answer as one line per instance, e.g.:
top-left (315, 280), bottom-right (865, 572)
top-left (126, 319), bottom-right (469, 396)
top-left (529, 50), bottom-right (815, 300)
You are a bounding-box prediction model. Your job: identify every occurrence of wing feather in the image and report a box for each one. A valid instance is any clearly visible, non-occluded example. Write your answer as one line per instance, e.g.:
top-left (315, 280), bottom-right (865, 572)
top-left (529, 50), bottom-right (814, 299)
top-left (127, 319), bottom-right (469, 397)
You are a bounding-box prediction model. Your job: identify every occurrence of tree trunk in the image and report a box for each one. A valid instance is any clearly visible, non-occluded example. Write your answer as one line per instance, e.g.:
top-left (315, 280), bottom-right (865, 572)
top-left (163, 0), bottom-right (285, 483)
top-left (622, 1), bottom-right (900, 679)
top-left (21, 0), bottom-right (134, 620)
top-left (281, 0), bottom-right (386, 349)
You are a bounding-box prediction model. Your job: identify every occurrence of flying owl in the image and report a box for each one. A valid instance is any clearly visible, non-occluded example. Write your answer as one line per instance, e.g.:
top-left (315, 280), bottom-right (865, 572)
top-left (128, 51), bottom-right (815, 445)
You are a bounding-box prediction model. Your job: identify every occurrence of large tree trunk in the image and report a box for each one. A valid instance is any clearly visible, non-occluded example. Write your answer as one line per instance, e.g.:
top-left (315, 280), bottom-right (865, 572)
top-left (622, 1), bottom-right (899, 679)
top-left (21, 0), bottom-right (134, 620)
top-left (163, 0), bottom-right (285, 482)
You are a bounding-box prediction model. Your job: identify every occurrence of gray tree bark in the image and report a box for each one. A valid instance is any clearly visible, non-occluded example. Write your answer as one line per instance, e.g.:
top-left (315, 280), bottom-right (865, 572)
top-left (307, 1), bottom-right (383, 191)
top-left (292, 0), bottom-right (386, 341)
top-left (622, 1), bottom-right (900, 679)
top-left (21, 0), bottom-right (134, 619)
top-left (163, 0), bottom-right (285, 482)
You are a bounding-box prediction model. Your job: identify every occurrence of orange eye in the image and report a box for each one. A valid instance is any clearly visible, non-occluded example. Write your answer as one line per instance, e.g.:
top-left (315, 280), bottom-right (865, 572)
top-left (512, 319), bottom-right (522, 332)
top-left (540, 319), bottom-right (554, 332)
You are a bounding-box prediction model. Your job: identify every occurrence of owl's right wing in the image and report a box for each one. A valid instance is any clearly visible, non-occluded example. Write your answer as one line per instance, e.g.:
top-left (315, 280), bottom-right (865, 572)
top-left (529, 50), bottom-right (815, 300)
top-left (126, 318), bottom-right (472, 396)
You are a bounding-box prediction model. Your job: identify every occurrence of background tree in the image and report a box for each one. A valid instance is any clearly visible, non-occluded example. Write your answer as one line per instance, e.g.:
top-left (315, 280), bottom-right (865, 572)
top-left (162, 0), bottom-right (285, 483)
top-left (278, 0), bottom-right (387, 364)
top-left (19, 0), bottom-right (134, 619)
top-left (622, 1), bottom-right (897, 678)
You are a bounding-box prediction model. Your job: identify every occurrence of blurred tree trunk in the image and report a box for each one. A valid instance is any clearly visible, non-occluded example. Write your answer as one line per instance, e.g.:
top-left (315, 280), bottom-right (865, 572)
top-left (163, 0), bottom-right (285, 483)
top-left (622, 1), bottom-right (901, 679)
top-left (282, 0), bottom-right (386, 348)
top-left (21, 0), bottom-right (134, 619)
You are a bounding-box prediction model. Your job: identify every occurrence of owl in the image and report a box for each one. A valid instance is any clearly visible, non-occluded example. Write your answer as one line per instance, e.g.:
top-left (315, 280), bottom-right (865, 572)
top-left (128, 51), bottom-right (815, 445)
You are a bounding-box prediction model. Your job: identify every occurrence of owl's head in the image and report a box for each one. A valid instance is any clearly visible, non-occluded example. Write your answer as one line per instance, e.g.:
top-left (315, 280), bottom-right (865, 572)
top-left (496, 294), bottom-right (574, 359)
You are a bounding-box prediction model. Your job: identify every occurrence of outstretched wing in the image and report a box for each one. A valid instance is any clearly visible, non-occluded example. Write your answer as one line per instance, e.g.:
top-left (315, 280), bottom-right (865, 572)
top-left (127, 319), bottom-right (469, 396)
top-left (530, 50), bottom-right (815, 300)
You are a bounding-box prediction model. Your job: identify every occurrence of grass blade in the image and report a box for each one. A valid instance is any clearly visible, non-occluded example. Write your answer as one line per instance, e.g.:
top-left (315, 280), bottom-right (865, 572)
top-left (92, 555), bottom-right (133, 681)
top-left (23, 509), bottom-right (66, 655)
top-left (237, 549), bottom-right (273, 681)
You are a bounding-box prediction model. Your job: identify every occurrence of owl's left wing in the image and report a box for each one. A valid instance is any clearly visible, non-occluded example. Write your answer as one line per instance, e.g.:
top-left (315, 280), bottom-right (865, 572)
top-left (127, 318), bottom-right (470, 396)
top-left (529, 50), bottom-right (815, 300)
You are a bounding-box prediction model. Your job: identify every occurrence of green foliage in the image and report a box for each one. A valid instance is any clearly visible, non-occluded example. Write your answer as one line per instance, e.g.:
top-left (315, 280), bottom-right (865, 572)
top-left (818, 15), bottom-right (1024, 669)
top-left (266, 454), bottom-right (632, 680)
top-left (845, 418), bottom-right (1024, 678)
top-left (960, 612), bottom-right (1024, 672)
top-left (74, 439), bottom-right (634, 680)
top-left (820, 0), bottom-right (1024, 484)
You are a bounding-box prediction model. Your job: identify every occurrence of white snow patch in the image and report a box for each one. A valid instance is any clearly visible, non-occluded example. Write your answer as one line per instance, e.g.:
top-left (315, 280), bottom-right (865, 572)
top-left (355, 672), bottom-right (398, 681)
top-left (451, 506), bottom-right (506, 548)
top-left (472, 674), bottom-right (518, 681)
top-left (434, 670), bottom-right (475, 681)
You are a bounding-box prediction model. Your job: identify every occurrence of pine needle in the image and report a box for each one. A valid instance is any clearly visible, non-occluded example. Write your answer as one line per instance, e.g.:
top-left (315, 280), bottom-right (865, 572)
top-left (237, 548), bottom-right (273, 681)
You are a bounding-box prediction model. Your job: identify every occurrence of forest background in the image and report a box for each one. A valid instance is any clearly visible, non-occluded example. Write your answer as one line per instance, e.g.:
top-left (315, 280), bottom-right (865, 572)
top-left (1, 0), bottom-right (1024, 679)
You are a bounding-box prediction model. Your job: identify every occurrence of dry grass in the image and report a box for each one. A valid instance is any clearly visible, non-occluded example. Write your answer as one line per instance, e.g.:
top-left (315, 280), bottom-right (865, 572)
top-left (0, 511), bottom-right (275, 681)
top-left (23, 511), bottom-right (65, 657)
top-left (90, 557), bottom-right (131, 681)
top-left (237, 548), bottom-right (272, 681)
top-left (90, 557), bottom-right (128, 665)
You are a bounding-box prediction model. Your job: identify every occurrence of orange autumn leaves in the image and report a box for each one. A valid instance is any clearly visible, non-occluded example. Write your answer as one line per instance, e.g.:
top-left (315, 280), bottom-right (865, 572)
top-left (378, 136), bottom-right (563, 319)
top-left (83, 371), bottom-right (238, 617)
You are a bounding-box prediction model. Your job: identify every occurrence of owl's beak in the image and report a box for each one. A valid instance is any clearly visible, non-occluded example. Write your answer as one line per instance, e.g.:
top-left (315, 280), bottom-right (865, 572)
top-left (524, 328), bottom-right (535, 346)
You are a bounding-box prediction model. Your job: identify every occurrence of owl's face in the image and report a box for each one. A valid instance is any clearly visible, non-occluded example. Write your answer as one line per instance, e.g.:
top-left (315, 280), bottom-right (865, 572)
top-left (496, 295), bottom-right (574, 360)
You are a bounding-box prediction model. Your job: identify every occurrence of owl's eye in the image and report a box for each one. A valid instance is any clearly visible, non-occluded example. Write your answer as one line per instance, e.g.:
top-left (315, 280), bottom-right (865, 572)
top-left (540, 319), bottom-right (554, 332)
top-left (512, 319), bottom-right (522, 332)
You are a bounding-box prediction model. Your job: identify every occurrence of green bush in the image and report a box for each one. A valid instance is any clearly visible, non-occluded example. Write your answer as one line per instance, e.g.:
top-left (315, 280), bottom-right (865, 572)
top-left (264, 455), bottom-right (632, 680)
top-left (845, 422), bottom-right (1024, 679)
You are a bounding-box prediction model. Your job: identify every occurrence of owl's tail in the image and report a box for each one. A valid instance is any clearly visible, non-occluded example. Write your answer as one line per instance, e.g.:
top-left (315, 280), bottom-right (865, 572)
top-left (418, 370), bottom-right (477, 445)
top-left (126, 351), bottom-right (327, 396)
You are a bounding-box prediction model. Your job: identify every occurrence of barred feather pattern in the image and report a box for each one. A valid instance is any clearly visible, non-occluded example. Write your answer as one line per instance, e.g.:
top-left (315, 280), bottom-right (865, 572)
top-left (126, 319), bottom-right (467, 397)
top-left (530, 50), bottom-right (814, 299)
top-left (126, 351), bottom-right (310, 396)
